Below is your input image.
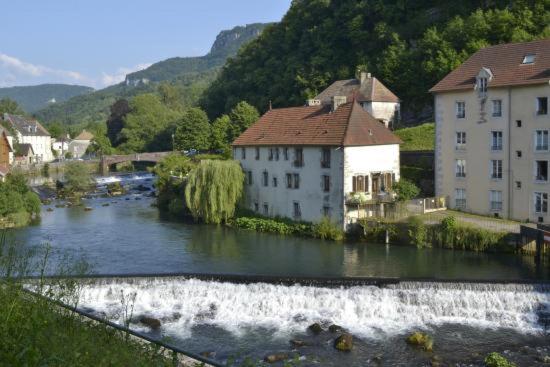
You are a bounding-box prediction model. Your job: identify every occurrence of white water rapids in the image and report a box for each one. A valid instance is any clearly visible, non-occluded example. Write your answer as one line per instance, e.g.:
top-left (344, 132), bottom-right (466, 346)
top-left (95, 172), bottom-right (155, 185)
top-left (72, 278), bottom-right (550, 340)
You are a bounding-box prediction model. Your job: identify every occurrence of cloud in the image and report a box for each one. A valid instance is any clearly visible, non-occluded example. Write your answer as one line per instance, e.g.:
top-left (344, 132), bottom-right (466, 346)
top-left (100, 63), bottom-right (152, 87)
top-left (0, 53), bottom-right (89, 84)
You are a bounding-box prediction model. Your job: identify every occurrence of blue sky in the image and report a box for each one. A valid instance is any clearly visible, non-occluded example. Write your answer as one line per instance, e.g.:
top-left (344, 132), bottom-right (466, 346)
top-left (0, 0), bottom-right (291, 89)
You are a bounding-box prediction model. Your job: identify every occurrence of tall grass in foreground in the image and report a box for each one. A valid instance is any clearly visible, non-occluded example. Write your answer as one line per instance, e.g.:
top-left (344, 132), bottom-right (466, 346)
top-left (0, 232), bottom-right (185, 367)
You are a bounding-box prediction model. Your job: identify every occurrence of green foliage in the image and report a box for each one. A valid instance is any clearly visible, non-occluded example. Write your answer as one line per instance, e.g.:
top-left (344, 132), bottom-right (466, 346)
top-left (63, 162), bottom-right (94, 196)
top-left (393, 179), bottom-right (420, 201)
top-left (0, 171), bottom-right (40, 227)
top-left (200, 1), bottom-right (549, 119)
top-left (0, 97), bottom-right (25, 115)
top-left (44, 121), bottom-right (66, 140)
top-left (407, 216), bottom-right (429, 248)
top-left (210, 114), bottom-right (232, 151)
top-left (234, 217), bottom-right (313, 237)
top-left (394, 123), bottom-right (435, 151)
top-left (185, 160), bottom-right (244, 224)
top-left (312, 217), bottom-right (344, 241)
top-left (227, 101), bottom-right (259, 141)
top-left (87, 133), bottom-right (114, 155)
top-left (484, 352), bottom-right (516, 367)
top-left (0, 84), bottom-right (93, 113)
top-left (360, 219), bottom-right (397, 243)
top-left (174, 108), bottom-right (211, 151)
top-left (406, 332), bottom-right (433, 352)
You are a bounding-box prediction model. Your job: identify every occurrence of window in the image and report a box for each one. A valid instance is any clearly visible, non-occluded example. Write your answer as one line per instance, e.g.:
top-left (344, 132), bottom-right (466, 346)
top-left (352, 175), bottom-right (369, 192)
top-left (535, 130), bottom-right (549, 151)
top-left (268, 148), bottom-right (274, 161)
top-left (490, 190), bottom-right (503, 211)
top-left (322, 175), bottom-right (330, 192)
top-left (272, 176), bottom-right (278, 187)
top-left (263, 203), bottom-right (269, 216)
top-left (537, 97), bottom-right (548, 115)
top-left (293, 173), bottom-right (300, 189)
top-left (255, 147), bottom-right (260, 160)
top-left (455, 189), bottom-right (466, 209)
top-left (456, 132), bottom-right (466, 149)
top-left (321, 148), bottom-right (331, 168)
top-left (275, 148), bottom-right (280, 161)
top-left (522, 54), bottom-right (535, 64)
top-left (323, 206), bottom-right (331, 217)
top-left (478, 77), bottom-right (488, 94)
top-left (456, 159), bottom-right (466, 178)
top-left (456, 101), bottom-right (465, 119)
top-left (247, 171), bottom-right (253, 185)
top-left (535, 192), bottom-right (548, 214)
top-left (535, 160), bottom-right (548, 182)
top-left (516, 120), bottom-right (522, 128)
top-left (517, 150), bottom-right (522, 158)
top-left (383, 172), bottom-right (394, 191)
top-left (294, 148), bottom-right (304, 167)
top-left (283, 148), bottom-right (289, 161)
top-left (254, 202), bottom-right (259, 212)
top-left (293, 202), bottom-right (301, 219)
top-left (262, 171), bottom-right (269, 187)
top-left (516, 181), bottom-right (522, 189)
top-left (241, 148), bottom-right (246, 160)
top-left (491, 160), bottom-right (503, 179)
top-left (491, 131), bottom-right (503, 151)
top-left (492, 100), bottom-right (502, 117)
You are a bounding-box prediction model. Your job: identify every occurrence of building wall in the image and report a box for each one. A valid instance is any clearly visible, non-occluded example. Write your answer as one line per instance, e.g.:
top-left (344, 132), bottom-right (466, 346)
top-left (69, 140), bottom-right (91, 158)
top-left (17, 133), bottom-right (53, 162)
top-left (236, 146), bottom-right (345, 225)
top-left (362, 101), bottom-right (400, 127)
top-left (435, 83), bottom-right (550, 222)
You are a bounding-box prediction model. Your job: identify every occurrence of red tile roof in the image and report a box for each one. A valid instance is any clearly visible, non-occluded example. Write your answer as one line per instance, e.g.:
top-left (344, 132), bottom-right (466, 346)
top-left (232, 101), bottom-right (402, 147)
top-left (430, 38), bottom-right (550, 93)
top-left (315, 76), bottom-right (400, 104)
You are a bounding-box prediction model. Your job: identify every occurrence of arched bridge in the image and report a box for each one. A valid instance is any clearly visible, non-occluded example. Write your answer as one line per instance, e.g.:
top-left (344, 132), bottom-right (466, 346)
top-left (100, 151), bottom-right (174, 174)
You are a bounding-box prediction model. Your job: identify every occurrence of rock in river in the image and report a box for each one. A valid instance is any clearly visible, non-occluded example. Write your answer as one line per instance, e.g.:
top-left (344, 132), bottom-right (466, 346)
top-left (406, 332), bottom-right (433, 352)
top-left (328, 324), bottom-right (344, 333)
top-left (334, 333), bottom-right (353, 351)
top-left (307, 323), bottom-right (323, 334)
top-left (264, 353), bottom-right (288, 363)
top-left (138, 316), bottom-right (161, 330)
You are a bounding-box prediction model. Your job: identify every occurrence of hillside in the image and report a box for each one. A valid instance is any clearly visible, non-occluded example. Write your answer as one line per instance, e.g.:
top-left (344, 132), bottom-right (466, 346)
top-left (34, 23), bottom-right (269, 125)
top-left (0, 84), bottom-right (93, 113)
top-left (394, 123), bottom-right (435, 151)
top-left (200, 0), bottom-right (549, 121)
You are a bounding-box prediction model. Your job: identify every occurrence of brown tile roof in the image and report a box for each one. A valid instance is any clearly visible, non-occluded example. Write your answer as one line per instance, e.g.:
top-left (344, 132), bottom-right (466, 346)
top-left (430, 38), bottom-right (550, 93)
top-left (2, 113), bottom-right (50, 137)
top-left (315, 76), bottom-right (400, 104)
top-left (232, 101), bottom-right (402, 147)
top-left (74, 130), bottom-right (94, 141)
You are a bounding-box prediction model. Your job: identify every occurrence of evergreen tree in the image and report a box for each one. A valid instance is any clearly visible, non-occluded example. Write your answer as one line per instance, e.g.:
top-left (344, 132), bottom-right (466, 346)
top-left (106, 99), bottom-right (130, 147)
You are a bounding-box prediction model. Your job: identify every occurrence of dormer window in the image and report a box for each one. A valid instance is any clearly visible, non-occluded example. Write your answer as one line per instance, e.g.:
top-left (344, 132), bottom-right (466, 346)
top-left (476, 67), bottom-right (493, 97)
top-left (478, 77), bottom-right (488, 94)
top-left (522, 54), bottom-right (535, 64)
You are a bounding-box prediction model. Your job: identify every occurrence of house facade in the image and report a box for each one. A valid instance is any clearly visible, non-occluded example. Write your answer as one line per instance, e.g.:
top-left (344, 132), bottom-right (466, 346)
top-left (233, 97), bottom-right (401, 228)
top-left (431, 39), bottom-right (550, 223)
top-left (2, 114), bottom-right (53, 163)
top-left (69, 130), bottom-right (93, 158)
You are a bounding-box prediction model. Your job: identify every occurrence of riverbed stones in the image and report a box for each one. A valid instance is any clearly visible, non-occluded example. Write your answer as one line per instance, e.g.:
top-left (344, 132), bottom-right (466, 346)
top-left (264, 353), bottom-right (288, 363)
top-left (46, 208), bottom-right (54, 212)
top-left (84, 207), bottom-right (93, 211)
top-left (307, 323), bottom-right (323, 334)
top-left (328, 324), bottom-right (343, 333)
top-left (334, 333), bottom-right (353, 351)
top-left (406, 332), bottom-right (433, 352)
top-left (102, 203), bottom-right (110, 207)
top-left (290, 339), bottom-right (308, 348)
top-left (138, 316), bottom-right (161, 330)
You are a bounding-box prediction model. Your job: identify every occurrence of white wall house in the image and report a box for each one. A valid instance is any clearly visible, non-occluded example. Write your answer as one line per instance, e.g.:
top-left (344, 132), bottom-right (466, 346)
top-left (68, 130), bottom-right (94, 158)
top-left (2, 114), bottom-right (53, 163)
top-left (233, 97), bottom-right (401, 229)
top-left (431, 39), bottom-right (550, 223)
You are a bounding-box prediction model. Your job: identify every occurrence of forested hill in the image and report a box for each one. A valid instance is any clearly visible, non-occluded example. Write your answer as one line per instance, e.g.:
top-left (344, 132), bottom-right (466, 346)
top-left (200, 0), bottom-right (549, 123)
top-left (0, 84), bottom-right (93, 113)
top-left (34, 23), bottom-right (269, 125)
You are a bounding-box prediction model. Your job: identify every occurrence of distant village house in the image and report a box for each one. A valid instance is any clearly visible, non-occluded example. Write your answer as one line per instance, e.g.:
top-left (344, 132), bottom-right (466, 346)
top-left (1, 113), bottom-right (53, 163)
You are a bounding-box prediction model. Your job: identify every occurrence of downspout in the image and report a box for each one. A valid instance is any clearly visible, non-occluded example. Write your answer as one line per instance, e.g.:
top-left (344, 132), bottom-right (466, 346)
top-left (507, 87), bottom-right (512, 219)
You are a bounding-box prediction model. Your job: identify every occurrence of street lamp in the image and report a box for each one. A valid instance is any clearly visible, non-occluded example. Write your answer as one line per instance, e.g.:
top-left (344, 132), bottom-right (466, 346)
top-left (171, 133), bottom-right (175, 152)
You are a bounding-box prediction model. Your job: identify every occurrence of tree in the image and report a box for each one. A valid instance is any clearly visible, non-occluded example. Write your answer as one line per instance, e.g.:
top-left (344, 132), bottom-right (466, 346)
top-left (228, 101), bottom-right (259, 141)
top-left (0, 98), bottom-right (24, 116)
top-left (153, 154), bottom-right (195, 214)
top-left (185, 160), bottom-right (244, 224)
top-left (393, 179), bottom-right (420, 202)
top-left (63, 162), bottom-right (93, 196)
top-left (0, 171), bottom-right (41, 226)
top-left (45, 122), bottom-right (66, 140)
top-left (210, 114), bottom-right (231, 151)
top-left (158, 82), bottom-right (183, 111)
top-left (173, 108), bottom-right (211, 151)
top-left (87, 134), bottom-right (113, 155)
top-left (106, 99), bottom-right (130, 147)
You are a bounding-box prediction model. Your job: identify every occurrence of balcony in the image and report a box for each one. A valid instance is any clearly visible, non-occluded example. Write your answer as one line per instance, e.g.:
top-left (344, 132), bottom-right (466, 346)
top-left (293, 159), bottom-right (304, 168)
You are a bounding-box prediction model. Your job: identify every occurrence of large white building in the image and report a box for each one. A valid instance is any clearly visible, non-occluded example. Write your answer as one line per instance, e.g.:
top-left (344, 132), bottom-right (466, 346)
top-left (431, 39), bottom-right (550, 223)
top-left (233, 93), bottom-right (402, 229)
top-left (2, 114), bottom-right (54, 163)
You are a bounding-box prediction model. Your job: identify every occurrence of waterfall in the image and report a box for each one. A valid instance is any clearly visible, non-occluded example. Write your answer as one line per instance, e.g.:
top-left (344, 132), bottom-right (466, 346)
top-left (72, 277), bottom-right (550, 339)
top-left (95, 172), bottom-right (155, 185)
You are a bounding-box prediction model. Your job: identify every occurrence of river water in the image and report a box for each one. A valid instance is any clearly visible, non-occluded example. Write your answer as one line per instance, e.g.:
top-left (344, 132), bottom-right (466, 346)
top-left (12, 173), bottom-right (550, 366)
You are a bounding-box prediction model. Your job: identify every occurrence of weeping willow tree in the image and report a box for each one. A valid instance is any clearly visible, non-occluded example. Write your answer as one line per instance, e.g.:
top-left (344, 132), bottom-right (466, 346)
top-left (184, 160), bottom-right (244, 224)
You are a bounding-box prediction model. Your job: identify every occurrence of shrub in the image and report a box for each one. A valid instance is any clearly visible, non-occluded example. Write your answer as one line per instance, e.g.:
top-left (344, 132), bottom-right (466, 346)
top-left (407, 216), bottom-right (428, 248)
top-left (392, 179), bottom-right (420, 202)
top-left (0, 171), bottom-right (41, 227)
top-left (484, 352), bottom-right (516, 367)
top-left (405, 331), bottom-right (433, 352)
top-left (41, 163), bottom-right (50, 178)
top-left (360, 219), bottom-right (397, 242)
top-left (63, 162), bottom-right (94, 196)
top-left (233, 216), bottom-right (315, 237)
top-left (313, 217), bottom-right (344, 241)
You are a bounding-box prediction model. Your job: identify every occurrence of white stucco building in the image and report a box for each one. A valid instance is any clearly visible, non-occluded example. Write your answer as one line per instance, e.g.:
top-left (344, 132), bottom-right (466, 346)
top-left (68, 130), bottom-right (94, 158)
top-left (431, 39), bottom-right (550, 223)
top-left (233, 96), bottom-right (402, 229)
top-left (2, 114), bottom-right (53, 163)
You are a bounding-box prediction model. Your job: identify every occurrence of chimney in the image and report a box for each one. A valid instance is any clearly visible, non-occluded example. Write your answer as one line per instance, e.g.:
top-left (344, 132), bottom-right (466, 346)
top-left (360, 72), bottom-right (372, 85)
top-left (331, 96), bottom-right (347, 112)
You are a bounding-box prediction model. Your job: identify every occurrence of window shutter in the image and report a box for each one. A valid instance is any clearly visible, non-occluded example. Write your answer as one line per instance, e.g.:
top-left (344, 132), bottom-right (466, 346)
top-left (364, 176), bottom-right (369, 192)
top-left (352, 176), bottom-right (357, 192)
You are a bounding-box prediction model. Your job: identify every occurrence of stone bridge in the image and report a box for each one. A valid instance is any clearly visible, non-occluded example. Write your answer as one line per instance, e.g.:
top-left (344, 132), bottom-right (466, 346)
top-left (100, 151), bottom-right (174, 174)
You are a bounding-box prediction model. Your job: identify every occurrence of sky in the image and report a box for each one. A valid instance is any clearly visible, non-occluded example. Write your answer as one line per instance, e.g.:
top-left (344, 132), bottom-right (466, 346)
top-left (0, 0), bottom-right (291, 89)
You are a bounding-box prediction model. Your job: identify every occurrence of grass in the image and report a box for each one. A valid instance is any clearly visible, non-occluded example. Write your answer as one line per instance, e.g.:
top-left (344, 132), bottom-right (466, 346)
top-left (394, 123), bottom-right (435, 151)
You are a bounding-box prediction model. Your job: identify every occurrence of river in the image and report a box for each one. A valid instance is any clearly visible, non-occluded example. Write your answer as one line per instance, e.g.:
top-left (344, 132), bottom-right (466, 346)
top-left (12, 172), bottom-right (550, 366)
